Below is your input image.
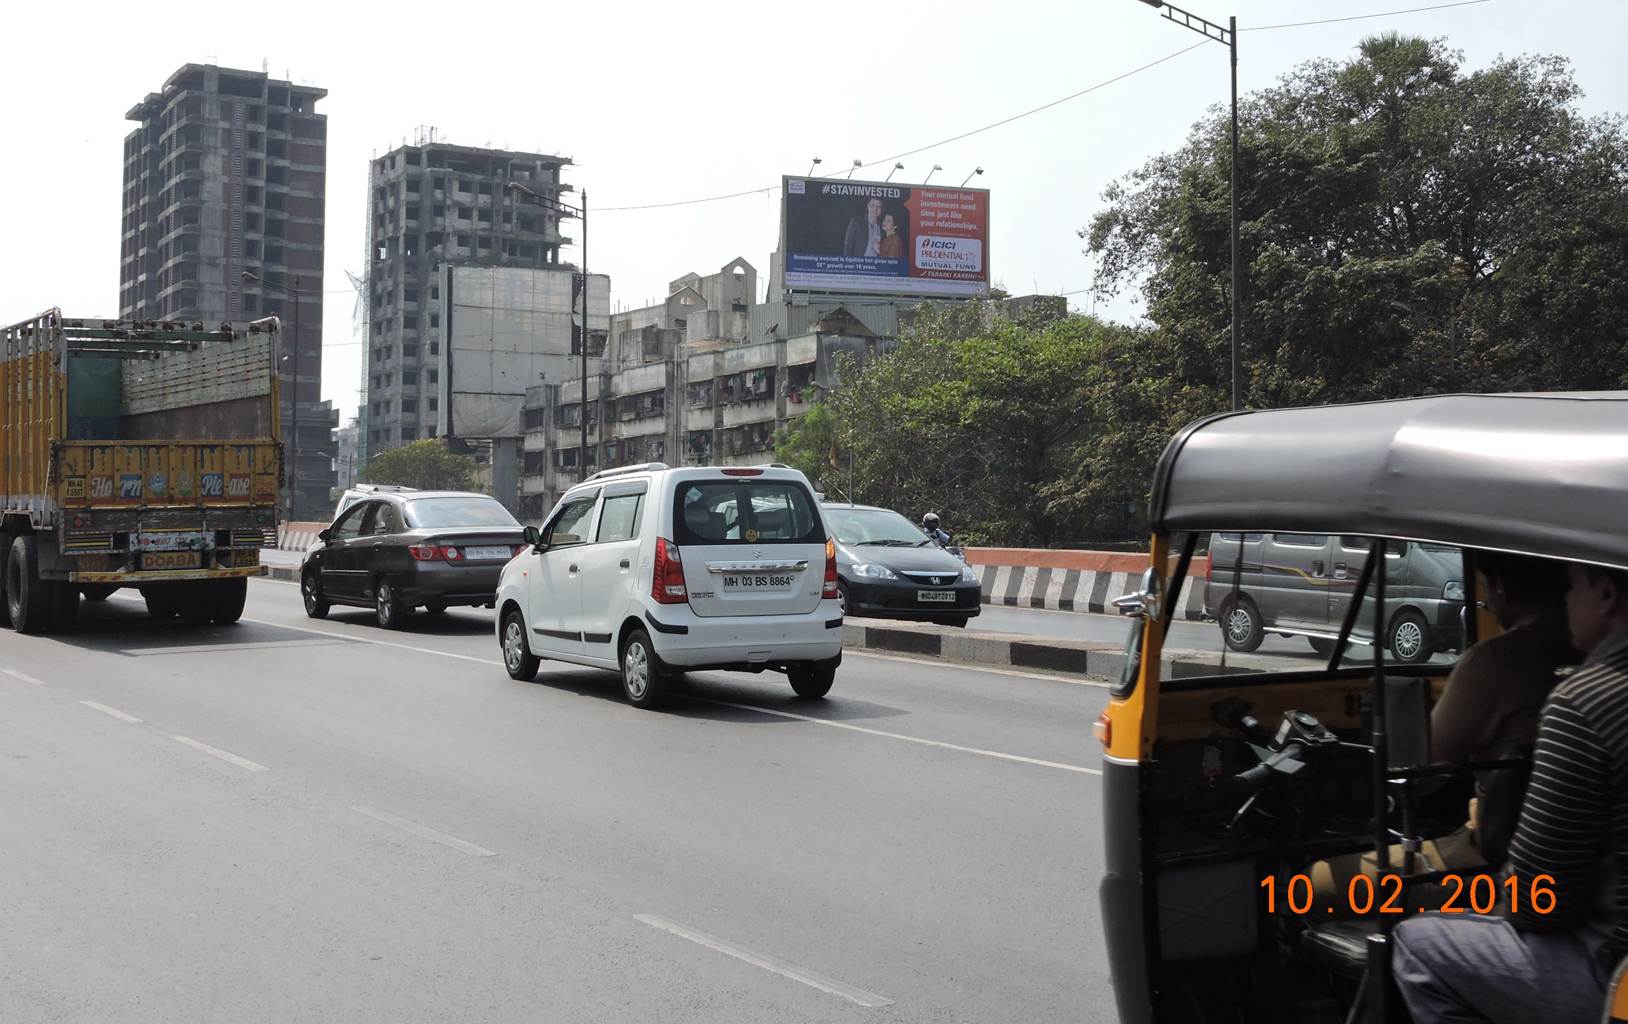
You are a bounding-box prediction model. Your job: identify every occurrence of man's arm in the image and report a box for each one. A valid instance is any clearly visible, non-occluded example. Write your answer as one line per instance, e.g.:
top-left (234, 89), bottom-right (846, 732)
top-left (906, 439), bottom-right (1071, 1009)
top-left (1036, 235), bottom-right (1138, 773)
top-left (1430, 645), bottom-right (1491, 765)
top-left (1503, 691), bottom-right (1608, 930)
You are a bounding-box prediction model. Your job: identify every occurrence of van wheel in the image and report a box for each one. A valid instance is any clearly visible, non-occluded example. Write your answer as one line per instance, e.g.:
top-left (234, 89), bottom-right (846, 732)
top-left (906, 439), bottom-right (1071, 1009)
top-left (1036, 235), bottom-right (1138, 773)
top-left (501, 610), bottom-right (540, 681)
top-left (1219, 596), bottom-right (1264, 652)
top-left (1308, 637), bottom-right (1338, 657)
top-left (1388, 610), bottom-right (1434, 665)
top-left (7, 536), bottom-right (52, 635)
top-left (788, 659), bottom-right (837, 699)
top-left (620, 628), bottom-right (670, 709)
top-left (212, 578), bottom-right (247, 624)
top-left (301, 572), bottom-right (330, 619)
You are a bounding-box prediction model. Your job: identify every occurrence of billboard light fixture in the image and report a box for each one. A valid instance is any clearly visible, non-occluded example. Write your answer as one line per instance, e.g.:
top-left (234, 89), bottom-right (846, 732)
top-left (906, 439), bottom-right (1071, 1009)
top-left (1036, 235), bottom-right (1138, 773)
top-left (961, 166), bottom-right (985, 187)
top-left (807, 157), bottom-right (822, 176)
top-left (884, 162), bottom-right (904, 182)
top-left (924, 164), bottom-right (944, 183)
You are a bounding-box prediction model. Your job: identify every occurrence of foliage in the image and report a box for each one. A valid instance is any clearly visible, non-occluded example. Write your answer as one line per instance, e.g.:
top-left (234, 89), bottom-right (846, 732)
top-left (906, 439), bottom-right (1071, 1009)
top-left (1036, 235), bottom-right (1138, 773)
top-left (1087, 35), bottom-right (1628, 406)
top-left (359, 439), bottom-right (481, 492)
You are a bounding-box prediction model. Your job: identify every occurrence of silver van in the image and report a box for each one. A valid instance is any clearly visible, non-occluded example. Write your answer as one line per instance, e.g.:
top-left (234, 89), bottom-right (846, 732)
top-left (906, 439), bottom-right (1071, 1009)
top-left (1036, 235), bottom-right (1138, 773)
top-left (1203, 532), bottom-right (1465, 663)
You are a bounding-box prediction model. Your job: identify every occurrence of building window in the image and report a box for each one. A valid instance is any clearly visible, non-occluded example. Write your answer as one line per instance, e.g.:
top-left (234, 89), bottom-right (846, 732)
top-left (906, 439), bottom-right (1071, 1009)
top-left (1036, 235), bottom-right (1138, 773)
top-left (428, 369), bottom-right (439, 384)
top-left (458, 206), bottom-right (472, 219)
top-left (403, 371), bottom-right (418, 385)
top-left (403, 314), bottom-right (418, 329)
top-left (429, 313), bottom-right (440, 328)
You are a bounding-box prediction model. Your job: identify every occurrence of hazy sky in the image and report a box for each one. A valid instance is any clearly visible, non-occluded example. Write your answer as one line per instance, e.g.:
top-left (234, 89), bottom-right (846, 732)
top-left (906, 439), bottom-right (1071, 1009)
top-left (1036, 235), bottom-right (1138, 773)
top-left (4, 1), bottom-right (1624, 422)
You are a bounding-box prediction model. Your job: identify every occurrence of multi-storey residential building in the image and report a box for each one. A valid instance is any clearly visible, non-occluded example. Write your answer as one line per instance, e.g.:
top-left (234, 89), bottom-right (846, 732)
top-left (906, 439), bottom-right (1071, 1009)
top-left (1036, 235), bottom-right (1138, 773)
top-left (365, 140), bottom-right (574, 460)
top-left (121, 63), bottom-right (337, 519)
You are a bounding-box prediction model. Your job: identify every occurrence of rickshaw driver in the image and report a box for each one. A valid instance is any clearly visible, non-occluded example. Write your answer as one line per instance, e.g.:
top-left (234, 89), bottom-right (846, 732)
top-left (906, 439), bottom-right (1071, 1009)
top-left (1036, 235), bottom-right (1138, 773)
top-left (1309, 553), bottom-right (1576, 909)
top-left (1393, 565), bottom-right (1628, 1024)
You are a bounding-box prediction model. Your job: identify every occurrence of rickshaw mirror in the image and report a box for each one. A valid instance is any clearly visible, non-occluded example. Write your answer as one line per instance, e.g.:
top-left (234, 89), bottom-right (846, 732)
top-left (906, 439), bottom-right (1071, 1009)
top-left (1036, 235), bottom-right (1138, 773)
top-left (1111, 567), bottom-right (1163, 619)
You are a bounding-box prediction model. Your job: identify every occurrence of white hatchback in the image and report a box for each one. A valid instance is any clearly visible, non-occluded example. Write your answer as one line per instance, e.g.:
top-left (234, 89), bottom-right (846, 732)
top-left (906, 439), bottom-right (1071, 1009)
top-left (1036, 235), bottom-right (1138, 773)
top-left (494, 464), bottom-right (844, 707)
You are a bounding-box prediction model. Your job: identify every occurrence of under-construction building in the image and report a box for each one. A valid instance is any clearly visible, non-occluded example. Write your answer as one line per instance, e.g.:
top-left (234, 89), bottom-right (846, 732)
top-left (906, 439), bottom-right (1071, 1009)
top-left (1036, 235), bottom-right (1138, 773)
top-left (363, 139), bottom-right (575, 460)
top-left (120, 63), bottom-right (337, 520)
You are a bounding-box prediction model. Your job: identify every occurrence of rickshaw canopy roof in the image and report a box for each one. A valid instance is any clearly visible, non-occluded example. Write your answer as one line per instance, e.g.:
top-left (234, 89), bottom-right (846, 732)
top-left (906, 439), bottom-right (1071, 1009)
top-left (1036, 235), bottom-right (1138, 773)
top-left (1151, 392), bottom-right (1628, 570)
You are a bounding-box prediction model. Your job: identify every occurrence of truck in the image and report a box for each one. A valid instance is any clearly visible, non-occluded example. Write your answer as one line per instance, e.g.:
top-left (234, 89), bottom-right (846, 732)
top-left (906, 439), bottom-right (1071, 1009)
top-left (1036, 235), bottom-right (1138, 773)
top-left (1, 310), bottom-right (282, 634)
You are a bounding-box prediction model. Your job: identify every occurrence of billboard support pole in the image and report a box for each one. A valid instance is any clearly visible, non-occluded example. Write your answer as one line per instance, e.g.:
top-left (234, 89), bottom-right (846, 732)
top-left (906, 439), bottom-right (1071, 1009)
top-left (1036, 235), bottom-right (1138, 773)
top-left (580, 189), bottom-right (588, 482)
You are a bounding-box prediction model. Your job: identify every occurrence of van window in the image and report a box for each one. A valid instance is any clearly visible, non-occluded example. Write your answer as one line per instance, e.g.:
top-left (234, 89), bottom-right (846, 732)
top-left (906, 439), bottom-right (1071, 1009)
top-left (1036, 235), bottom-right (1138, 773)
top-left (1342, 536), bottom-right (1403, 557)
top-left (673, 480), bottom-right (823, 546)
top-left (1272, 533), bottom-right (1328, 547)
top-left (1217, 532), bottom-right (1264, 542)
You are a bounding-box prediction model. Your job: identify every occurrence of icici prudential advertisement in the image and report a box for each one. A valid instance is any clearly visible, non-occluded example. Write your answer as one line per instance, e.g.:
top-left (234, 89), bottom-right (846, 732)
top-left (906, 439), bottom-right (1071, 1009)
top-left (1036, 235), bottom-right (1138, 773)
top-left (781, 176), bottom-right (991, 297)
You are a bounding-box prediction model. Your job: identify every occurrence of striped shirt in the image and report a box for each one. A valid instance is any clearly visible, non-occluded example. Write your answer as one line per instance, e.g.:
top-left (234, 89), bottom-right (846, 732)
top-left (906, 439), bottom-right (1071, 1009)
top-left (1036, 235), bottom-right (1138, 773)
top-left (1505, 626), bottom-right (1628, 964)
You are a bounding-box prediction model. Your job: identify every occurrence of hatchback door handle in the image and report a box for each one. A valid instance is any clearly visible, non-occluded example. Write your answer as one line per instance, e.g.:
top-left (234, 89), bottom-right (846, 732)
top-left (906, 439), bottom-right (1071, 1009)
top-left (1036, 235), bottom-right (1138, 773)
top-left (568, 564), bottom-right (580, 574)
top-left (619, 559), bottom-right (631, 569)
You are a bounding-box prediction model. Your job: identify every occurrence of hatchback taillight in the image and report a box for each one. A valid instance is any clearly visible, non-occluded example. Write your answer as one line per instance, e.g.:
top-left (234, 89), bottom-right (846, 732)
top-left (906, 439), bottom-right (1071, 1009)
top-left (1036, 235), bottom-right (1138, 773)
top-left (652, 538), bottom-right (688, 604)
top-left (823, 538), bottom-right (839, 599)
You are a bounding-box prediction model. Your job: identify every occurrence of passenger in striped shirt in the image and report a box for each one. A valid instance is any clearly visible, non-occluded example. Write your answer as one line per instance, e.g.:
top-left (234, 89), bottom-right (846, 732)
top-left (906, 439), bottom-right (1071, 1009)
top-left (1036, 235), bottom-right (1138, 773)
top-left (1393, 563), bottom-right (1628, 1023)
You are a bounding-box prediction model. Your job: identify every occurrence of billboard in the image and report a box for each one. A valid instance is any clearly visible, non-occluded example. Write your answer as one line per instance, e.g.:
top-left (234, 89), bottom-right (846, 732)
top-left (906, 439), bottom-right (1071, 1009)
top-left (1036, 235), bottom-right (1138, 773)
top-left (781, 176), bottom-right (989, 298)
top-left (440, 266), bottom-right (609, 438)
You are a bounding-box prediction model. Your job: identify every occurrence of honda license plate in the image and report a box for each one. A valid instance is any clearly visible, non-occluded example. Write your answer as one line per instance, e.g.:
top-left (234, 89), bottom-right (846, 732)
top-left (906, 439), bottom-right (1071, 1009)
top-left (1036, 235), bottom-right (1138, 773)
top-left (917, 590), bottom-right (956, 603)
top-left (466, 546), bottom-right (514, 561)
top-left (723, 574), bottom-right (793, 591)
top-left (143, 551), bottom-right (202, 570)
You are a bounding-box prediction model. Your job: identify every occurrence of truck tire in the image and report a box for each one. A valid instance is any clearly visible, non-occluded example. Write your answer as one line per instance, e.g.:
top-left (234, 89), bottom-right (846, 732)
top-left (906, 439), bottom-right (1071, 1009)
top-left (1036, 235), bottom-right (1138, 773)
top-left (48, 581), bottom-right (79, 630)
top-left (0, 531), bottom-right (12, 628)
top-left (143, 586), bottom-right (179, 620)
top-left (6, 536), bottom-right (53, 635)
top-left (178, 583), bottom-right (214, 626)
top-left (212, 578), bottom-right (248, 624)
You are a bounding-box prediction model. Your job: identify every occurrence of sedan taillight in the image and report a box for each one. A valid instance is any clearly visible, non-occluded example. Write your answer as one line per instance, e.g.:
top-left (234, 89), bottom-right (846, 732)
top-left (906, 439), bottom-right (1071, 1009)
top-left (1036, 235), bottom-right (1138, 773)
top-left (652, 538), bottom-right (688, 604)
top-left (408, 544), bottom-right (463, 562)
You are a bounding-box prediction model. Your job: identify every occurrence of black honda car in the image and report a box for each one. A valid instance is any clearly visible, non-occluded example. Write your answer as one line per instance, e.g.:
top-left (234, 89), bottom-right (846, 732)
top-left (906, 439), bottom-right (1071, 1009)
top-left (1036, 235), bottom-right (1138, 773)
top-left (822, 503), bottom-right (981, 627)
top-left (300, 491), bottom-right (526, 629)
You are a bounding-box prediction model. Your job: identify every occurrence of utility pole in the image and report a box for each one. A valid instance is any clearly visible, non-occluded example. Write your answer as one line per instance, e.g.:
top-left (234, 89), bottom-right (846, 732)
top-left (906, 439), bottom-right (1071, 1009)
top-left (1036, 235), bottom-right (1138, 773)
top-left (244, 271), bottom-right (310, 518)
top-left (1136, 0), bottom-right (1241, 411)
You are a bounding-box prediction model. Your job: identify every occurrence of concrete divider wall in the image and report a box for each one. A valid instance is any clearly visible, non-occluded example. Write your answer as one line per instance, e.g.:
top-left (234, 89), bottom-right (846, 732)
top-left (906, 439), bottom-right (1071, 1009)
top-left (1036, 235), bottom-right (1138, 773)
top-left (966, 548), bottom-right (1210, 621)
top-left (276, 521), bottom-right (327, 553)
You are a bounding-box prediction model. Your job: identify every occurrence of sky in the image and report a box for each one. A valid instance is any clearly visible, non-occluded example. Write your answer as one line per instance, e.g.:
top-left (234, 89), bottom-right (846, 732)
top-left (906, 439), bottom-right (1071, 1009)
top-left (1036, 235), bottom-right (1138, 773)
top-left (3, 0), bottom-right (1625, 423)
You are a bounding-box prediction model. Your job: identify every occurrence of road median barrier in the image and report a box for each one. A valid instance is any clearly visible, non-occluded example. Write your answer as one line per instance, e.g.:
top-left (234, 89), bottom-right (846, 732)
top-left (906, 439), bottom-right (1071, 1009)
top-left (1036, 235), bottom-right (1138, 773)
top-left (841, 616), bottom-right (1291, 680)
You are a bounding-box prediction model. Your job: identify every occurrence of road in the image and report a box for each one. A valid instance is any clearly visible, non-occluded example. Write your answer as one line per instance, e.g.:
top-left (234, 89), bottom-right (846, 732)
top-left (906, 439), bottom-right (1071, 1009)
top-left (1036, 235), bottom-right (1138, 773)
top-left (1, 578), bottom-right (1115, 1024)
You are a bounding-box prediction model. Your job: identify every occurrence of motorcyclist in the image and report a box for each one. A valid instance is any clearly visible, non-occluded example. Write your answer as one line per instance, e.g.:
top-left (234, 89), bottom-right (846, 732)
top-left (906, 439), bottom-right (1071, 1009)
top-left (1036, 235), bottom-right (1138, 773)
top-left (922, 512), bottom-right (952, 548)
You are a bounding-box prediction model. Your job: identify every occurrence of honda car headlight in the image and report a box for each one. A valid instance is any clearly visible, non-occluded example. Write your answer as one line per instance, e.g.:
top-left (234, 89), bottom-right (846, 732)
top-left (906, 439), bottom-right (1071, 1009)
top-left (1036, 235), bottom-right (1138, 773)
top-left (851, 563), bottom-right (899, 580)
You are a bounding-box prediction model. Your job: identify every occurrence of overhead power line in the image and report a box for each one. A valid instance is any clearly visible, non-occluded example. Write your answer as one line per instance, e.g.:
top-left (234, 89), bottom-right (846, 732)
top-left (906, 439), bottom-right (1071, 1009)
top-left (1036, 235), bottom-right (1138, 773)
top-left (1244, 0), bottom-right (1491, 32)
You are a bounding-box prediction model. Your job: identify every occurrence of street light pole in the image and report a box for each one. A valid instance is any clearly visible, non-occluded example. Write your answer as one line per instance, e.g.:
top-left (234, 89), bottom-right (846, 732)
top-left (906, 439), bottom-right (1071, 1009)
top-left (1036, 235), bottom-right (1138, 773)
top-left (1136, 0), bottom-right (1241, 411)
top-left (507, 180), bottom-right (591, 481)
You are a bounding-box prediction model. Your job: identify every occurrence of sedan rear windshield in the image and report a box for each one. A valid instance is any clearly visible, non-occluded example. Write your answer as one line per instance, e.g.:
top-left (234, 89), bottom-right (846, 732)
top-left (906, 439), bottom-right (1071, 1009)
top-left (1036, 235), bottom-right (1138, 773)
top-left (673, 480), bottom-right (824, 546)
top-left (403, 497), bottom-right (520, 530)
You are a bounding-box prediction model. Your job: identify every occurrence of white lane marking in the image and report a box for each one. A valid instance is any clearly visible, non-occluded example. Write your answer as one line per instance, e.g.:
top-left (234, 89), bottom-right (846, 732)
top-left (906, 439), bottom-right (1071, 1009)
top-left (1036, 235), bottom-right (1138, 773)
top-left (352, 805), bottom-right (496, 857)
top-left (240, 595), bottom-right (1098, 776)
top-left (78, 700), bottom-right (143, 723)
top-left (847, 649), bottom-right (1110, 688)
top-left (238, 617), bottom-right (502, 666)
top-left (635, 913), bottom-right (893, 1008)
top-left (172, 736), bottom-right (270, 772)
top-left (4, 669), bottom-right (47, 686)
top-left (124, 638), bottom-right (352, 656)
top-left (693, 697), bottom-right (1102, 776)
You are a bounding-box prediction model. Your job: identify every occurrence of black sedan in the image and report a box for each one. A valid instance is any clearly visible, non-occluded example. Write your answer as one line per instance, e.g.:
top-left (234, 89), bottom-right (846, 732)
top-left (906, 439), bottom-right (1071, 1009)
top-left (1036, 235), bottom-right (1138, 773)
top-left (300, 491), bottom-right (526, 629)
top-left (822, 503), bottom-right (981, 627)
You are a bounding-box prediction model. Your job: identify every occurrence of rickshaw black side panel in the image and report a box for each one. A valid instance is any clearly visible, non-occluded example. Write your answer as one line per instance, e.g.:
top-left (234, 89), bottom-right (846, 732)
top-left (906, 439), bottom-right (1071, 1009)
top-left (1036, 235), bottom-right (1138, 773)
top-left (1149, 392), bottom-right (1628, 572)
top-left (1101, 757), bottom-right (1156, 1024)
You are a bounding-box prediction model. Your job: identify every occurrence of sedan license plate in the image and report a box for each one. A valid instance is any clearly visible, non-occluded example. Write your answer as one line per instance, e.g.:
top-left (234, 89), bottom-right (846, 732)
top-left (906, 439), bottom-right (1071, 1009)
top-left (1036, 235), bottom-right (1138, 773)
top-left (723, 574), bottom-right (794, 591)
top-left (143, 551), bottom-right (202, 570)
top-left (917, 590), bottom-right (956, 603)
top-left (466, 545), bottom-right (514, 561)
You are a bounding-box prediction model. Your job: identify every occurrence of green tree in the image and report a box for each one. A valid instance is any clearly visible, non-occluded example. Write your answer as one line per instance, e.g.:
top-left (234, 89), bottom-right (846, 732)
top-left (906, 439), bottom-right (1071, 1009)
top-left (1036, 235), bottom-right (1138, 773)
top-left (359, 439), bottom-right (481, 491)
top-left (1086, 35), bottom-right (1628, 406)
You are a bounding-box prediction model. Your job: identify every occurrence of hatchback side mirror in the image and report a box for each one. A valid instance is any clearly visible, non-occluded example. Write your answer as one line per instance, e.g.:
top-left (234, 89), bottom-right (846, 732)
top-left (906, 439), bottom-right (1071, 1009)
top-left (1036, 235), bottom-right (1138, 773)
top-left (318, 528), bottom-right (332, 544)
top-left (523, 525), bottom-right (541, 548)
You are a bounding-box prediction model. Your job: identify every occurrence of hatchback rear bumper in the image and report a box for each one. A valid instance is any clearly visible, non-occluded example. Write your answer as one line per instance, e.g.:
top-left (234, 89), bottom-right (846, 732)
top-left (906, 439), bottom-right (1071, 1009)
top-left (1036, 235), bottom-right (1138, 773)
top-left (644, 604), bottom-right (844, 667)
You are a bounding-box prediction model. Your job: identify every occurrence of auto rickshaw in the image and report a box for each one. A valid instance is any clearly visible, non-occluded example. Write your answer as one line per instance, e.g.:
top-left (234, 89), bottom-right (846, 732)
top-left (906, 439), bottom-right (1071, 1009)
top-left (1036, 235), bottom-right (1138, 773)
top-left (1095, 391), bottom-right (1628, 1023)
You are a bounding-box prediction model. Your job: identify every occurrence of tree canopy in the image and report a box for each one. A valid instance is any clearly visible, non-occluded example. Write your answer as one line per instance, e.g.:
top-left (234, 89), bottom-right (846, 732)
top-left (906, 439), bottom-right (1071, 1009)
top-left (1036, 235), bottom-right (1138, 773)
top-left (359, 439), bottom-right (481, 492)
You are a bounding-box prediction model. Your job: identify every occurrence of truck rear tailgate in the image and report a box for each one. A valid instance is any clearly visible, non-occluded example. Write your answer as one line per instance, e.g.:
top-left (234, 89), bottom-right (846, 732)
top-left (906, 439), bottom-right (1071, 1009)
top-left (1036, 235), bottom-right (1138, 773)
top-left (57, 440), bottom-right (280, 508)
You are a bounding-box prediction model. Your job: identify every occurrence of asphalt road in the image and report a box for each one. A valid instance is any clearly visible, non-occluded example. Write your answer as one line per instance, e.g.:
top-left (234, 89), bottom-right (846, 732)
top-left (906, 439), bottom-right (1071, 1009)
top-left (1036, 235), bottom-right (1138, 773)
top-left (1, 579), bottom-right (1115, 1023)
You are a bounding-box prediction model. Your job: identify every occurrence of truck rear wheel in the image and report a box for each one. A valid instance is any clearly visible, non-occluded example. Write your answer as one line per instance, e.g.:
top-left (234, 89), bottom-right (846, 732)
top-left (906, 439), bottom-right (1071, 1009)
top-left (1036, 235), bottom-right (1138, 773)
top-left (0, 530), bottom-right (12, 628)
top-left (177, 583), bottom-right (214, 626)
top-left (212, 578), bottom-right (248, 624)
top-left (143, 586), bottom-right (179, 620)
top-left (48, 582), bottom-right (78, 630)
top-left (6, 536), bottom-right (52, 635)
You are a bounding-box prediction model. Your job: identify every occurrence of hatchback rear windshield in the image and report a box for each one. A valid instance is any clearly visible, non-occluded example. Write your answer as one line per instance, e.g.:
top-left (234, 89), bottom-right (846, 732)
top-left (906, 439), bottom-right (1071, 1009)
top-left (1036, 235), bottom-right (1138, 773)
top-left (403, 496), bottom-right (520, 529)
top-left (673, 480), bottom-right (824, 546)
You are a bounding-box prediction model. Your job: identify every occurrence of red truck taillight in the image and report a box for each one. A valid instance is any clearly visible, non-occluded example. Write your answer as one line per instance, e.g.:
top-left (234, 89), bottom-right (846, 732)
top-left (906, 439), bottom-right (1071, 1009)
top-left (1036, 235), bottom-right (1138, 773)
top-left (652, 538), bottom-right (688, 604)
